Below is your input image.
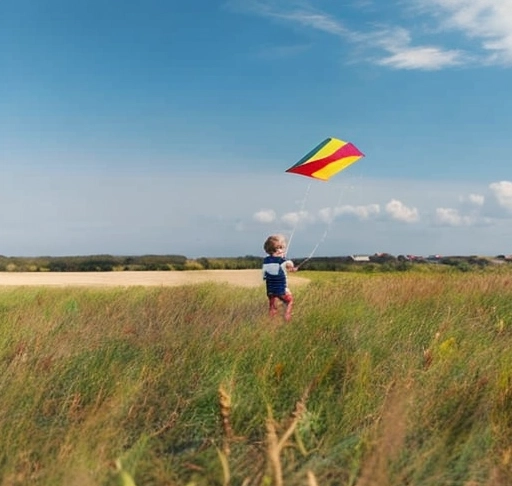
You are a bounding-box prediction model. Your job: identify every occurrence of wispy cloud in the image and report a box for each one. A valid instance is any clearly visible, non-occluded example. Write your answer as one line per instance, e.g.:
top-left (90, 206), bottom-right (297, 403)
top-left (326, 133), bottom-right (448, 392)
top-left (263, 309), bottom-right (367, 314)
top-left (416, 0), bottom-right (512, 65)
top-left (226, 0), bottom-right (348, 35)
top-left (368, 27), bottom-right (466, 70)
top-left (273, 9), bottom-right (348, 36)
top-left (229, 0), bottom-right (512, 69)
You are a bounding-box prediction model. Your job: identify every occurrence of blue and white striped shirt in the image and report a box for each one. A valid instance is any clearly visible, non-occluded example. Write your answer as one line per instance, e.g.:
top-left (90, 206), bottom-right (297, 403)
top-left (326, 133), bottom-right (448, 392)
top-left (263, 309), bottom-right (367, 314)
top-left (262, 255), bottom-right (292, 296)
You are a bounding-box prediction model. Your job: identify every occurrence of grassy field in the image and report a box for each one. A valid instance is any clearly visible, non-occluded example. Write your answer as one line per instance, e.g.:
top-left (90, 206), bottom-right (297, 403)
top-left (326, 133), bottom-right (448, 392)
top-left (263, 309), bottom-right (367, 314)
top-left (1, 270), bottom-right (511, 485)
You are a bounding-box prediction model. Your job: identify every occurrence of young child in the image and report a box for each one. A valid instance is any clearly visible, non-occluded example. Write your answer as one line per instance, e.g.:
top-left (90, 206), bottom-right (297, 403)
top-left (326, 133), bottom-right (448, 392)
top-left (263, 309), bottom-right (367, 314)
top-left (262, 234), bottom-right (297, 321)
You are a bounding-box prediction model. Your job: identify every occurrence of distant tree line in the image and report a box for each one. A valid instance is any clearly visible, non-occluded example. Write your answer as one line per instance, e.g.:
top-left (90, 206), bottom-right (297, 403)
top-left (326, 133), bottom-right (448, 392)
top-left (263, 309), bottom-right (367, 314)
top-left (0, 255), bottom-right (188, 272)
top-left (0, 253), bottom-right (509, 273)
top-left (297, 254), bottom-right (498, 272)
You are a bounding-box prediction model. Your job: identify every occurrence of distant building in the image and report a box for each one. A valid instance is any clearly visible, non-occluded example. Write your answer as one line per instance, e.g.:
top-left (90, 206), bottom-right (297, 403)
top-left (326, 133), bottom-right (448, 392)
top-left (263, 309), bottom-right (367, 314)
top-left (350, 255), bottom-right (370, 262)
top-left (426, 255), bottom-right (442, 263)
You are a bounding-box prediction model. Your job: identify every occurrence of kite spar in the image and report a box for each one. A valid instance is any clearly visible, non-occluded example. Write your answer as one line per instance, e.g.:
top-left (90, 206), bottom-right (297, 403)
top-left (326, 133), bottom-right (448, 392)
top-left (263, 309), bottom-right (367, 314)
top-left (285, 137), bottom-right (365, 267)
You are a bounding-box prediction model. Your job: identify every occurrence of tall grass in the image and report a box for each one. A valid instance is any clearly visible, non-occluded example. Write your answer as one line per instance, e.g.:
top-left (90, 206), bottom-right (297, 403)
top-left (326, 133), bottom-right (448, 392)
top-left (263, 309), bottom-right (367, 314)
top-left (0, 272), bottom-right (511, 485)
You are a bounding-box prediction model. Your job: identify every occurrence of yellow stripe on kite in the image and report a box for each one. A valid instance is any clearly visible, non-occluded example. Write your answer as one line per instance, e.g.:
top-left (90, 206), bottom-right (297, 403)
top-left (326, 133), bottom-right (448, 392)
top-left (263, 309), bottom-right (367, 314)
top-left (303, 139), bottom-right (347, 165)
top-left (311, 156), bottom-right (362, 181)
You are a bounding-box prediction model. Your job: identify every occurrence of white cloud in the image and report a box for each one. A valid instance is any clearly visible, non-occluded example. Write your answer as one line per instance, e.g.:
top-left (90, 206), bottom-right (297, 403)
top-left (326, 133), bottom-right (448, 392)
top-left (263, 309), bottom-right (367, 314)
top-left (385, 199), bottom-right (420, 223)
top-left (253, 209), bottom-right (277, 223)
top-left (490, 180), bottom-right (512, 212)
top-left (435, 207), bottom-right (472, 226)
top-left (281, 210), bottom-right (312, 227)
top-left (468, 193), bottom-right (485, 206)
top-left (318, 207), bottom-right (335, 223)
top-left (458, 192), bottom-right (485, 207)
top-left (321, 203), bottom-right (380, 221)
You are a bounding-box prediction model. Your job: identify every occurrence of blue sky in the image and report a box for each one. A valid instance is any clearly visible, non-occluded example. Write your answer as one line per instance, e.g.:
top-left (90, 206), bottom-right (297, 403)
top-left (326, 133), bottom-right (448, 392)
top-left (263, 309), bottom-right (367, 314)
top-left (2, 0), bottom-right (512, 258)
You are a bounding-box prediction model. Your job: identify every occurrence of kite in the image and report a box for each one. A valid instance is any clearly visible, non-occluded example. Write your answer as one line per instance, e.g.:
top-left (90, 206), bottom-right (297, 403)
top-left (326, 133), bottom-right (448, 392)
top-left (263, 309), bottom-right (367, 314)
top-left (285, 137), bottom-right (364, 181)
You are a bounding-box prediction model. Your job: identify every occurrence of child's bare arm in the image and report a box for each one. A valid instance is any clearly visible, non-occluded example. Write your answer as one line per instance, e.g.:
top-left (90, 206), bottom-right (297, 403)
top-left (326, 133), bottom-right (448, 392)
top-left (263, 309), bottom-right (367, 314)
top-left (285, 260), bottom-right (297, 272)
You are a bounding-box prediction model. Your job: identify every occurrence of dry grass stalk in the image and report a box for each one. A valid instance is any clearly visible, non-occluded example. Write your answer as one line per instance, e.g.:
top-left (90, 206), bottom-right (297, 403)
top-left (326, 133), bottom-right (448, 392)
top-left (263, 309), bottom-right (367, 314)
top-left (307, 470), bottom-right (319, 486)
top-left (216, 447), bottom-right (231, 486)
top-left (115, 459), bottom-right (137, 486)
top-left (266, 409), bottom-right (283, 486)
top-left (265, 387), bottom-right (310, 486)
top-left (356, 381), bottom-right (409, 486)
top-left (219, 384), bottom-right (234, 456)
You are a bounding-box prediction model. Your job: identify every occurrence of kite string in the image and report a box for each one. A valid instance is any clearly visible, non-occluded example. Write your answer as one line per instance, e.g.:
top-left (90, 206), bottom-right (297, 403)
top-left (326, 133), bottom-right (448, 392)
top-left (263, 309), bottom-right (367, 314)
top-left (295, 227), bottom-right (329, 269)
top-left (295, 185), bottom-right (345, 269)
top-left (286, 181), bottom-right (312, 256)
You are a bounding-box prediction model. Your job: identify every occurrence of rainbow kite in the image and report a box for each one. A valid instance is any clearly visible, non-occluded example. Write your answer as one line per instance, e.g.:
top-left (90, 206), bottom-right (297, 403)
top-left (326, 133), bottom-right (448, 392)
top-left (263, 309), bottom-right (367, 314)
top-left (286, 137), bottom-right (364, 181)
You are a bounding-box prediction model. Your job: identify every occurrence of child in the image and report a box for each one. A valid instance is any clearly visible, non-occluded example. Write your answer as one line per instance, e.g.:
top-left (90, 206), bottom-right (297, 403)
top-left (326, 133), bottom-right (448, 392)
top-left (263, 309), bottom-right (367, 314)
top-left (262, 234), bottom-right (297, 321)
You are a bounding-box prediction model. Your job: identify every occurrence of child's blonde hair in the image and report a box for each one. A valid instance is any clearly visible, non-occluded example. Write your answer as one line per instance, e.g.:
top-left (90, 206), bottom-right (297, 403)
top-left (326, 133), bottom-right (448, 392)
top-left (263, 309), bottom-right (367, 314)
top-left (264, 234), bottom-right (286, 255)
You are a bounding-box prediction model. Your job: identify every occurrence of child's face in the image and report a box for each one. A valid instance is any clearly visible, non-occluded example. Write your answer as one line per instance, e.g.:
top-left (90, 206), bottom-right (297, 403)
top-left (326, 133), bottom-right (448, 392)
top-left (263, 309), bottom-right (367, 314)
top-left (273, 241), bottom-right (286, 256)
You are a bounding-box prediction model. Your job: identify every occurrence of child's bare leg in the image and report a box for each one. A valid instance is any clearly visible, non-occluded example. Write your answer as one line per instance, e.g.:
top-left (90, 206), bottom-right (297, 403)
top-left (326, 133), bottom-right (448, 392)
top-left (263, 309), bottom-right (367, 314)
top-left (268, 296), bottom-right (278, 317)
top-left (282, 293), bottom-right (293, 321)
